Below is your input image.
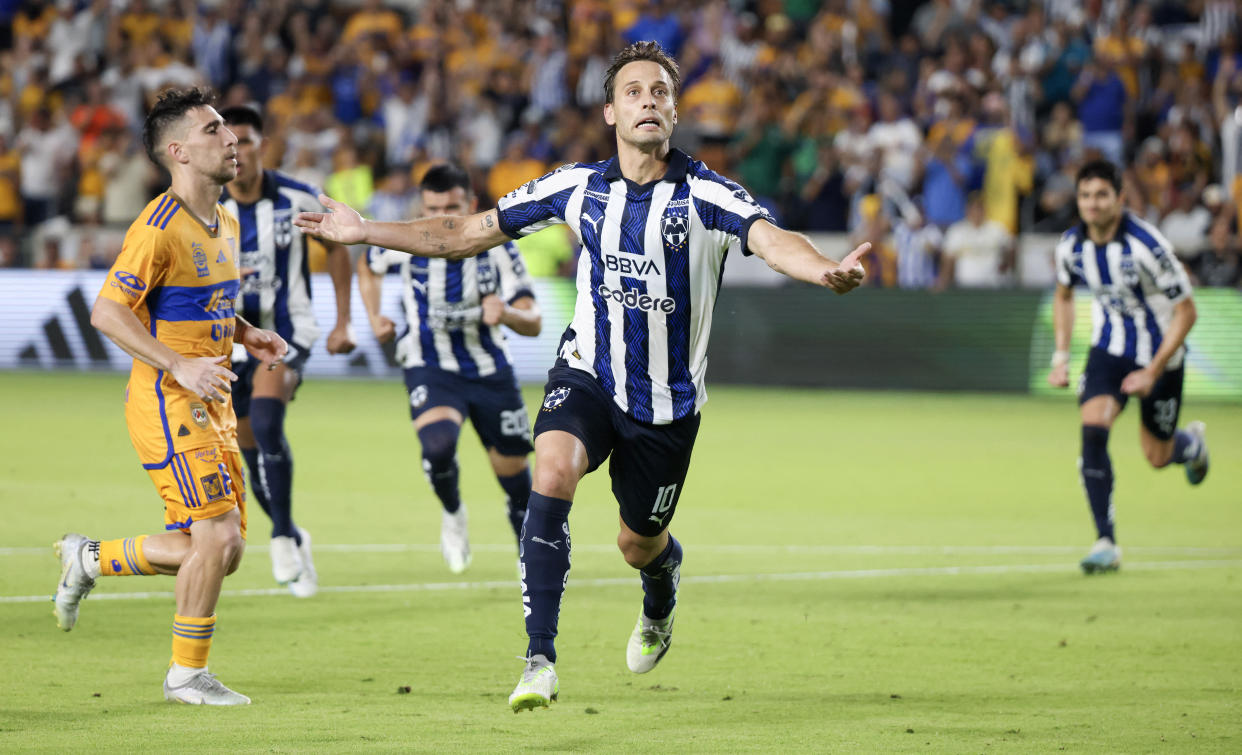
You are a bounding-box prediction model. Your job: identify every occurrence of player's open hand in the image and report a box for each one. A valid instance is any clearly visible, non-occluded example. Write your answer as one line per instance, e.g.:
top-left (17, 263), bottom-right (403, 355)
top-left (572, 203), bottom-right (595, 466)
top-left (293, 195), bottom-right (367, 245)
top-left (326, 322), bottom-right (356, 355)
top-left (1121, 367), bottom-right (1156, 398)
top-left (171, 355), bottom-right (237, 403)
top-left (1047, 363), bottom-right (1069, 388)
top-left (823, 242), bottom-right (869, 294)
top-left (369, 314), bottom-right (396, 343)
top-left (241, 327), bottom-right (289, 370)
top-left (481, 294), bottom-right (504, 326)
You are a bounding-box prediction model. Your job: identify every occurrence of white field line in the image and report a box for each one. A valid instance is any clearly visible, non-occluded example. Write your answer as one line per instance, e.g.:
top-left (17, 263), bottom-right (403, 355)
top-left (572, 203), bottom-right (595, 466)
top-left (3, 544), bottom-right (1241, 557)
top-left (3, 559), bottom-right (1239, 604)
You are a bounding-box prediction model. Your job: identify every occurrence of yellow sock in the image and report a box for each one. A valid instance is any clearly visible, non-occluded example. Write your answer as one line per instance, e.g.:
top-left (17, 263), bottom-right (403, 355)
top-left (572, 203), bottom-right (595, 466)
top-left (99, 536), bottom-right (155, 576)
top-left (171, 614), bottom-right (215, 668)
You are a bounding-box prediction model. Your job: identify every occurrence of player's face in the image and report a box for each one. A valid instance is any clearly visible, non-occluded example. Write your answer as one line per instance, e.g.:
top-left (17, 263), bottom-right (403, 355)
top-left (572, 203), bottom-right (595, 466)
top-left (227, 123), bottom-right (262, 184)
top-left (1076, 177), bottom-right (1122, 229)
top-left (173, 106), bottom-right (238, 185)
top-left (419, 186), bottom-right (475, 218)
top-left (604, 60), bottom-right (677, 149)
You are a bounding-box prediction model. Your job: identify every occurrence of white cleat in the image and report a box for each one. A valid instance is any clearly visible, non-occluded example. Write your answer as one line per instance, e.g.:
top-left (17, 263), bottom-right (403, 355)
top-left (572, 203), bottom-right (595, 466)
top-left (163, 667), bottom-right (251, 705)
top-left (440, 506), bottom-right (471, 574)
top-left (288, 527), bottom-right (318, 598)
top-left (52, 533), bottom-right (96, 632)
top-left (626, 608), bottom-right (675, 673)
top-left (1080, 537), bottom-right (1122, 575)
top-left (270, 535), bottom-right (302, 584)
top-left (509, 655), bottom-right (558, 712)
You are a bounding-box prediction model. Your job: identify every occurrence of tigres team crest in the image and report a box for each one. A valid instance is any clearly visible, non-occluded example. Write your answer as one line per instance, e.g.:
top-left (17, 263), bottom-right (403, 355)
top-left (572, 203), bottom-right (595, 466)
top-left (190, 402), bottom-right (209, 428)
top-left (200, 472), bottom-right (226, 502)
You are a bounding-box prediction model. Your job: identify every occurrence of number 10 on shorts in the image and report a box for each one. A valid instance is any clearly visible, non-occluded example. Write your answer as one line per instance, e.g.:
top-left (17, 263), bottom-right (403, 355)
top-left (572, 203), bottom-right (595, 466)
top-left (649, 484), bottom-right (677, 527)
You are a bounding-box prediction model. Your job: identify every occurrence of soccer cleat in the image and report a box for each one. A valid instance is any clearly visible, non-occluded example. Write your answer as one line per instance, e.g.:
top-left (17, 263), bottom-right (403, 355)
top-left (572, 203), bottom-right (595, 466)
top-left (626, 608), bottom-right (675, 673)
top-left (288, 527), bottom-right (318, 598)
top-left (509, 655), bottom-right (558, 712)
top-left (51, 533), bottom-right (96, 631)
top-left (1080, 538), bottom-right (1122, 575)
top-left (440, 506), bottom-right (471, 574)
top-left (270, 534), bottom-right (302, 584)
top-left (163, 668), bottom-right (251, 705)
top-left (1184, 421), bottom-right (1209, 486)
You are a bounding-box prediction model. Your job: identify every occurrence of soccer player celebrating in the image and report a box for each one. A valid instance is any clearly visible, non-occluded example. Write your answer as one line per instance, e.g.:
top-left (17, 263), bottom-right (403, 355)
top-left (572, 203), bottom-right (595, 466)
top-left (357, 163), bottom-right (541, 573)
top-left (1049, 160), bottom-right (1210, 574)
top-left (219, 106), bottom-right (356, 597)
top-left (294, 42), bottom-right (868, 712)
top-left (55, 88), bottom-right (287, 705)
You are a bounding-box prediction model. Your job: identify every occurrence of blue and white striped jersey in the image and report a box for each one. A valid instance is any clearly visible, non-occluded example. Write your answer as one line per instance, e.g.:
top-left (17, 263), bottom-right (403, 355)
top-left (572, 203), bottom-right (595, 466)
top-left (221, 171), bottom-right (323, 349)
top-left (1055, 211), bottom-right (1193, 369)
top-left (496, 149), bottom-right (773, 424)
top-left (365, 241), bottom-right (535, 377)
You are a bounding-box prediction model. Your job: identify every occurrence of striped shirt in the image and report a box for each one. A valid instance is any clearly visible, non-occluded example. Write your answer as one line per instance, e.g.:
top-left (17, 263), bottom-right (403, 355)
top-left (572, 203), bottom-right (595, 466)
top-left (1055, 212), bottom-right (1193, 369)
top-left (365, 241), bottom-right (535, 377)
top-left (496, 149), bottom-right (773, 424)
top-left (220, 170), bottom-right (323, 350)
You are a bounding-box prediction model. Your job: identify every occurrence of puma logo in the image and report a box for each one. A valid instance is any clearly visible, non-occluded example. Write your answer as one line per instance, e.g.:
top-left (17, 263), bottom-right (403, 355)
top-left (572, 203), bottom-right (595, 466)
top-left (531, 536), bottom-right (561, 550)
top-left (583, 212), bottom-right (604, 235)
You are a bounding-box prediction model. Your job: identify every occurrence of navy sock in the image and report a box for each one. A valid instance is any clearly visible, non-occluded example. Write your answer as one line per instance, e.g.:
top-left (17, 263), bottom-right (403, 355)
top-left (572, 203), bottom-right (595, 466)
top-left (1080, 425), bottom-right (1115, 543)
top-left (640, 536), bottom-right (682, 620)
top-left (521, 492), bottom-right (573, 663)
top-left (250, 398), bottom-right (298, 542)
top-left (1169, 429), bottom-right (1198, 465)
top-left (417, 420), bottom-right (461, 514)
top-left (239, 445), bottom-right (272, 521)
top-left (497, 468), bottom-right (532, 543)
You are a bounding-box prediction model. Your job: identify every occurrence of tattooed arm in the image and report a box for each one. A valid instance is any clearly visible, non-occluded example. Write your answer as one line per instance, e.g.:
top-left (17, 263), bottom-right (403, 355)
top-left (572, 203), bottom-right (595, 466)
top-left (293, 195), bottom-right (510, 260)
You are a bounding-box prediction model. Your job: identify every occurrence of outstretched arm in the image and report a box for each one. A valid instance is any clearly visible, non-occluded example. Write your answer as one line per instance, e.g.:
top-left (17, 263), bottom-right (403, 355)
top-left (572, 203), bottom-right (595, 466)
top-left (293, 195), bottom-right (511, 261)
top-left (746, 219), bottom-right (869, 294)
top-left (1048, 282), bottom-right (1075, 387)
top-left (356, 252), bottom-right (396, 342)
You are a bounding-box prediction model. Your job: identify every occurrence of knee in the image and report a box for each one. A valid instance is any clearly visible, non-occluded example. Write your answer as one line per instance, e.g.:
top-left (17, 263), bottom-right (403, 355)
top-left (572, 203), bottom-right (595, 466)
top-left (220, 531), bottom-right (245, 574)
top-left (417, 420), bottom-right (459, 466)
top-left (616, 531), bottom-right (659, 569)
top-left (532, 457), bottom-right (579, 500)
top-left (1080, 425), bottom-right (1110, 467)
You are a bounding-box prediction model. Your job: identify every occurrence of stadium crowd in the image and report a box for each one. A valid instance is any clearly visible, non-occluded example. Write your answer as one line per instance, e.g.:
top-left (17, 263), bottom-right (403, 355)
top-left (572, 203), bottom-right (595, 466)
top-left (0, 0), bottom-right (1239, 287)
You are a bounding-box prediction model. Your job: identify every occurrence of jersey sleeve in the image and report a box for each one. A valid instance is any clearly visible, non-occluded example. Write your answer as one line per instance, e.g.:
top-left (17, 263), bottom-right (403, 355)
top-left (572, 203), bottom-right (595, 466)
top-left (99, 223), bottom-right (165, 312)
top-left (493, 241), bottom-right (536, 304)
top-left (688, 173), bottom-right (776, 256)
top-left (364, 245), bottom-right (406, 275)
top-left (495, 166), bottom-right (580, 239)
top-left (1135, 230), bottom-right (1192, 303)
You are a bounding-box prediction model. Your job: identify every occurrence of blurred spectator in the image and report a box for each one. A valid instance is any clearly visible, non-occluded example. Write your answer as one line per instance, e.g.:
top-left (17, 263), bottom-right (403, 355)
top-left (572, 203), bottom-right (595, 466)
top-left (1073, 60), bottom-right (1128, 165)
top-left (1160, 189), bottom-right (1213, 262)
top-left (976, 94), bottom-right (1033, 235)
top-left (919, 131), bottom-right (971, 228)
top-left (16, 107), bottom-right (76, 227)
top-left (624, 0), bottom-right (684, 57)
top-left (368, 166), bottom-right (415, 222)
top-left (939, 193), bottom-right (1014, 289)
top-left (324, 144), bottom-right (373, 215)
top-left (894, 210), bottom-right (943, 290)
top-left (868, 92), bottom-right (922, 192)
top-left (515, 226), bottom-right (577, 279)
top-left (1195, 217), bottom-right (1241, 287)
top-left (0, 133), bottom-right (21, 234)
top-left (99, 131), bottom-right (155, 226)
top-left (487, 135), bottom-right (546, 204)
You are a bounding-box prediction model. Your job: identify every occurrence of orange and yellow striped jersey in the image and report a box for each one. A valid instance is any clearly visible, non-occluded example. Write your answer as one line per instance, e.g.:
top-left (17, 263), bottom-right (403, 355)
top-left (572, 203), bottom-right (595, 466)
top-left (99, 192), bottom-right (242, 469)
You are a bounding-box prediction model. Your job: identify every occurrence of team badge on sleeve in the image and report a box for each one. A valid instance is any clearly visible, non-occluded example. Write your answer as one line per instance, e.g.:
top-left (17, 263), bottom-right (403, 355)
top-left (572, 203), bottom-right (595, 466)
top-left (542, 387), bottom-right (571, 411)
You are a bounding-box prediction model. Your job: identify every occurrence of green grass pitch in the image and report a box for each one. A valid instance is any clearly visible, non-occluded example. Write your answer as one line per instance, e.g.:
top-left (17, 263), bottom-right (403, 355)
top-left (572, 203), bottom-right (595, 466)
top-left (1, 371), bottom-right (1239, 753)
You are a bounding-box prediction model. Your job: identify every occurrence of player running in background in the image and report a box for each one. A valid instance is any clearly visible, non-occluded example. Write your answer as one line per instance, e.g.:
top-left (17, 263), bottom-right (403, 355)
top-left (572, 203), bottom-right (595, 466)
top-left (294, 42), bottom-right (868, 712)
top-left (219, 106), bottom-right (355, 597)
top-left (1048, 159), bottom-right (1210, 574)
top-left (55, 88), bottom-right (287, 705)
top-left (357, 163), bottom-right (541, 573)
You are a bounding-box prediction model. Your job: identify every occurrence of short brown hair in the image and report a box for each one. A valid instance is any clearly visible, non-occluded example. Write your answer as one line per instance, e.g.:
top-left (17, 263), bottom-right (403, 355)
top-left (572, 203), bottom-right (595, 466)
top-left (603, 41), bottom-right (681, 104)
top-left (142, 87), bottom-right (218, 165)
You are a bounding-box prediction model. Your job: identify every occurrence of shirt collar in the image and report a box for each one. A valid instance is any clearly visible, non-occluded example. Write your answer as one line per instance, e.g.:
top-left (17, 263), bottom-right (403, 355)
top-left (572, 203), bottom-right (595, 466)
top-left (602, 148), bottom-right (690, 184)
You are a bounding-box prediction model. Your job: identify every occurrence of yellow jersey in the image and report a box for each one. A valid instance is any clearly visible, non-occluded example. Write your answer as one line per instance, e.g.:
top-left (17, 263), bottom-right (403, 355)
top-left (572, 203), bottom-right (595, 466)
top-left (99, 192), bottom-right (242, 469)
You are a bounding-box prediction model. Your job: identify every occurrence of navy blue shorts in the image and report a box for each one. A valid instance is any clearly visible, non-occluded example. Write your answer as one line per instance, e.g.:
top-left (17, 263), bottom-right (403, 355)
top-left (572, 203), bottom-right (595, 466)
top-left (232, 341), bottom-right (310, 419)
top-left (1078, 347), bottom-right (1184, 439)
top-left (403, 365), bottom-right (534, 457)
top-left (533, 365), bottom-right (701, 537)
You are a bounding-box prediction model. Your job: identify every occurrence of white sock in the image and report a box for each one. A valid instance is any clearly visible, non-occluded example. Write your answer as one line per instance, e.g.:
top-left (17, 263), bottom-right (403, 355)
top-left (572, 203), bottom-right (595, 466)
top-left (82, 540), bottom-right (102, 579)
top-left (166, 663), bottom-right (206, 686)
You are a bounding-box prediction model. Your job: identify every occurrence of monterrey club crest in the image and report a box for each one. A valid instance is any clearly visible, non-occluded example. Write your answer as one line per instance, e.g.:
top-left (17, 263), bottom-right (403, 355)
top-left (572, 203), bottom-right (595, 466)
top-left (661, 214), bottom-right (688, 248)
top-left (542, 387), bottom-right (571, 411)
